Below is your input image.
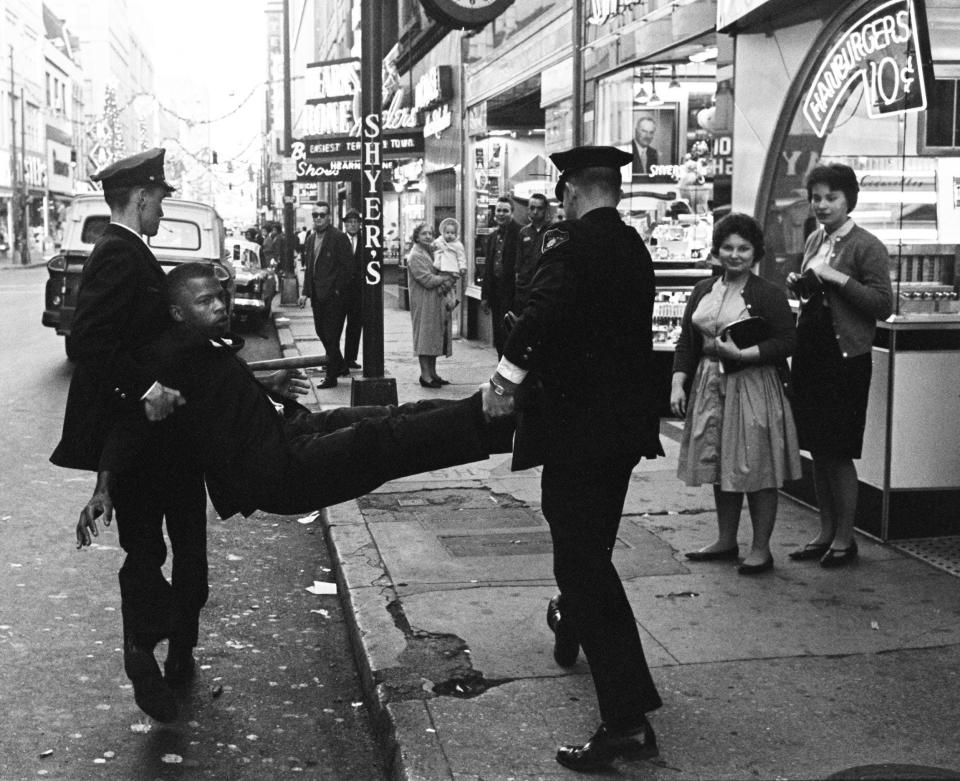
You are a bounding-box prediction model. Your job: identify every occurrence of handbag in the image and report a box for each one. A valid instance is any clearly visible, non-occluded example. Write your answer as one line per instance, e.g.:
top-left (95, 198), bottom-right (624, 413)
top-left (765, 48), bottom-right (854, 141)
top-left (720, 316), bottom-right (769, 373)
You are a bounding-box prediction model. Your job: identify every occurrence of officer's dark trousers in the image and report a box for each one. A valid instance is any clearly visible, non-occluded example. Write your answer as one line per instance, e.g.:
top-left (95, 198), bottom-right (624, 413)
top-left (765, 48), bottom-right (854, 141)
top-left (266, 395), bottom-right (512, 514)
top-left (541, 454), bottom-right (663, 726)
top-left (311, 295), bottom-right (346, 376)
top-left (114, 461), bottom-right (208, 649)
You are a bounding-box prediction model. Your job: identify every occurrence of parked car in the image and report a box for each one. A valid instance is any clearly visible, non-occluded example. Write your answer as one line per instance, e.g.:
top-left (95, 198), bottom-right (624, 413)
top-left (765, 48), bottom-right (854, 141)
top-left (43, 194), bottom-right (234, 359)
top-left (224, 236), bottom-right (277, 327)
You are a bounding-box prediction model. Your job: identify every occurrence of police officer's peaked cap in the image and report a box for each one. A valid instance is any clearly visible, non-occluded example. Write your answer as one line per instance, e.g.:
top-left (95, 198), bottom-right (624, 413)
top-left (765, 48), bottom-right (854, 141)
top-left (92, 147), bottom-right (175, 192)
top-left (549, 145), bottom-right (632, 201)
top-left (343, 209), bottom-right (362, 221)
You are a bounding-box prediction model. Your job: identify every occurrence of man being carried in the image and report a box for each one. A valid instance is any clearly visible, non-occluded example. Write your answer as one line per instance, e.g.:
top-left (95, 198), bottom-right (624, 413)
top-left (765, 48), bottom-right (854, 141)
top-left (78, 262), bottom-right (513, 547)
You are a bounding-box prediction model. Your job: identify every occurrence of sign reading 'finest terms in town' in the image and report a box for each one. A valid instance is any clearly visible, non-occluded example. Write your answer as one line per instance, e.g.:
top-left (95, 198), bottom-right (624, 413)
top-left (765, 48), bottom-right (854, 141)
top-left (803, 0), bottom-right (930, 138)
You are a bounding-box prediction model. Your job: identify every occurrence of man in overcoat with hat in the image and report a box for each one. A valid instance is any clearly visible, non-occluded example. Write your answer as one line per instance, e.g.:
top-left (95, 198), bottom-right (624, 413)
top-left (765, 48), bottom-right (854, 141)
top-left (481, 145), bottom-right (665, 771)
top-left (51, 148), bottom-right (204, 723)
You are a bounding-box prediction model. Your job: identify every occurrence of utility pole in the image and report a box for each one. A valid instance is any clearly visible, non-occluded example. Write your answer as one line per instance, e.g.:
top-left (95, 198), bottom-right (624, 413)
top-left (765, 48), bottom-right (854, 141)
top-left (351, 0), bottom-right (396, 406)
top-left (8, 47), bottom-right (18, 264)
top-left (279, 0), bottom-right (299, 304)
top-left (19, 87), bottom-right (29, 265)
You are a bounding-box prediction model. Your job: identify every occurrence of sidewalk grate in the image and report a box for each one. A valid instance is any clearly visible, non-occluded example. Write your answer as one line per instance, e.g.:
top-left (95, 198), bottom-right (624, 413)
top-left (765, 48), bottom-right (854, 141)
top-left (892, 536), bottom-right (960, 578)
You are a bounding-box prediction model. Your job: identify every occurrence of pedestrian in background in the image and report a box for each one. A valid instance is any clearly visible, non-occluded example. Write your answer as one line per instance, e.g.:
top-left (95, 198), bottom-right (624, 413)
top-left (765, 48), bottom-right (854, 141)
top-left (480, 196), bottom-right (520, 357)
top-left (261, 222), bottom-right (282, 268)
top-left (432, 217), bottom-right (467, 311)
top-left (407, 223), bottom-right (453, 388)
top-left (51, 148), bottom-right (205, 724)
top-left (671, 213), bottom-right (801, 575)
top-left (512, 192), bottom-right (550, 314)
top-left (481, 146), bottom-right (664, 772)
top-left (341, 209), bottom-right (364, 374)
top-left (786, 164), bottom-right (893, 567)
top-left (298, 202), bottom-right (353, 389)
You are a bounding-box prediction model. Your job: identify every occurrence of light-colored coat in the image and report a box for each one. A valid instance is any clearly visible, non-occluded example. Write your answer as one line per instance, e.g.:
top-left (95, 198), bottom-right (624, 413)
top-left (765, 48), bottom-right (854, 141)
top-left (407, 243), bottom-right (452, 357)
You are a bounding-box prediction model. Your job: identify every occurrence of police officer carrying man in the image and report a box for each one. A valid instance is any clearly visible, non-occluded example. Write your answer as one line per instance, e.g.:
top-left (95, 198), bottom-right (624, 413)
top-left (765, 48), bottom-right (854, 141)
top-left (51, 148), bottom-right (206, 723)
top-left (481, 146), bottom-right (665, 772)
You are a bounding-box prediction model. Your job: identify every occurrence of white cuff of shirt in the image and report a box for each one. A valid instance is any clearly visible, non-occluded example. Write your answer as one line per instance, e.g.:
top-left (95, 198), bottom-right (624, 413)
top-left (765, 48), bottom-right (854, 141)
top-left (496, 357), bottom-right (527, 385)
top-left (140, 381), bottom-right (162, 401)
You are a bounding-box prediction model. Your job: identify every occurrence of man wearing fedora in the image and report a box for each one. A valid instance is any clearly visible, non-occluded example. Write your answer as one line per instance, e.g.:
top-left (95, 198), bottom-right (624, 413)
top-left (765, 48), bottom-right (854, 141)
top-left (51, 148), bottom-right (205, 723)
top-left (482, 145), bottom-right (665, 771)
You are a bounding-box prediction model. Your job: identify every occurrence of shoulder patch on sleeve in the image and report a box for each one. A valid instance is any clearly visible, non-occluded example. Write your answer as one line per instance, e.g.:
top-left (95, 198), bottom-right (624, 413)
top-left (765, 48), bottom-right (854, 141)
top-left (541, 228), bottom-right (569, 254)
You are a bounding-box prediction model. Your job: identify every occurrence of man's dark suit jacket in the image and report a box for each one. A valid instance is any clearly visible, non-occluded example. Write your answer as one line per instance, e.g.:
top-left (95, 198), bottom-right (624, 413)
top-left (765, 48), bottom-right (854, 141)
top-left (503, 207), bottom-right (663, 470)
top-left (632, 142), bottom-right (659, 176)
top-left (480, 220), bottom-right (520, 313)
top-left (51, 224), bottom-right (172, 471)
top-left (303, 226), bottom-right (353, 303)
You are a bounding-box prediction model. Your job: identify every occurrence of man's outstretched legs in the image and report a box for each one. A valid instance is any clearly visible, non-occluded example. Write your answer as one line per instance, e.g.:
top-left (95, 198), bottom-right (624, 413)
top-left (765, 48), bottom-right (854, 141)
top-left (272, 393), bottom-right (512, 513)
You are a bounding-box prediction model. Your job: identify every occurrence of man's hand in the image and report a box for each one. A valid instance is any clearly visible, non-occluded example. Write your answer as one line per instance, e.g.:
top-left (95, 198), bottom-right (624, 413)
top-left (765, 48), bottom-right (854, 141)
top-left (480, 381), bottom-right (515, 420)
top-left (480, 299), bottom-right (491, 315)
top-left (142, 383), bottom-right (185, 422)
top-left (260, 369), bottom-right (311, 399)
top-left (76, 471), bottom-right (114, 549)
top-left (298, 295), bottom-right (307, 308)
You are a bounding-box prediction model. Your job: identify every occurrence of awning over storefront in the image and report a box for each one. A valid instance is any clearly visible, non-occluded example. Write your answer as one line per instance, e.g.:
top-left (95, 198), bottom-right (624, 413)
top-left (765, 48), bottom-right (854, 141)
top-left (717, 0), bottom-right (824, 32)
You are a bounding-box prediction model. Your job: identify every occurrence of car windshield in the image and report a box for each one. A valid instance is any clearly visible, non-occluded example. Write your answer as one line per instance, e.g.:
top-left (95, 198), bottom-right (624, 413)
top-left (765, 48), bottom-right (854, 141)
top-left (149, 219), bottom-right (201, 251)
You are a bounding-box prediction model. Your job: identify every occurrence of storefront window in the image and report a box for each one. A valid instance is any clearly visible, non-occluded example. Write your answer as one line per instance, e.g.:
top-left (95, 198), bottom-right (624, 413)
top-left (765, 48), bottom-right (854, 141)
top-left (758, 1), bottom-right (960, 316)
top-left (593, 62), bottom-right (719, 252)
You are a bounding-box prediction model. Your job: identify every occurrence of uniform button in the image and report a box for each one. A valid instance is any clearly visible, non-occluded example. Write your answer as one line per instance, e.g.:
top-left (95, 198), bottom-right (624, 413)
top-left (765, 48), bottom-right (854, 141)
top-left (842, 352), bottom-right (848, 358)
top-left (120, 393), bottom-right (127, 399)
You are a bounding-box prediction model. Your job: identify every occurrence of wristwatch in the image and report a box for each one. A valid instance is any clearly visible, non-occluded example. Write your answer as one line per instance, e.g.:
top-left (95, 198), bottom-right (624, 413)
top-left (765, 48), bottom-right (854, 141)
top-left (489, 376), bottom-right (510, 396)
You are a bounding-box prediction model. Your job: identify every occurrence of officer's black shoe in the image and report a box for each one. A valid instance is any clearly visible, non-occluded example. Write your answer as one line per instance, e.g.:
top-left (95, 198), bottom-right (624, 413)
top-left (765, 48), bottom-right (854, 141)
top-left (124, 639), bottom-right (177, 722)
top-left (163, 642), bottom-right (197, 688)
top-left (546, 595), bottom-right (579, 667)
top-left (556, 718), bottom-right (658, 771)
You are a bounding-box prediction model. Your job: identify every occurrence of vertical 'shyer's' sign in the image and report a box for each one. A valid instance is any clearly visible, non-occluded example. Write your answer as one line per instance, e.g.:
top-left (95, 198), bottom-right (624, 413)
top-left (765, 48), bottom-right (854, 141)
top-left (803, 0), bottom-right (928, 138)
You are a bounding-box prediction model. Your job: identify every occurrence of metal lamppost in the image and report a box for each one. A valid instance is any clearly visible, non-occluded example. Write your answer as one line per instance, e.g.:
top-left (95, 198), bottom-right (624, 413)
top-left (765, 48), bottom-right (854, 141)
top-left (279, 0), bottom-right (299, 305)
top-left (351, 0), bottom-right (397, 406)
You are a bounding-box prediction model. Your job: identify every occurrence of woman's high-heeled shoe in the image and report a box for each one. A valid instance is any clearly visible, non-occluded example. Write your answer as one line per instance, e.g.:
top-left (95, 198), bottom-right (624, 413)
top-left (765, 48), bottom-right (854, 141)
top-left (788, 542), bottom-right (831, 561)
top-left (820, 540), bottom-right (858, 568)
top-left (419, 377), bottom-right (442, 389)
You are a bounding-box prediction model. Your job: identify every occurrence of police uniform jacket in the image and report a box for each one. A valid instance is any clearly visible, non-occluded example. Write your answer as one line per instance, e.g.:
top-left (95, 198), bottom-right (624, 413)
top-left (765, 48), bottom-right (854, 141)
top-left (50, 224), bottom-right (172, 471)
top-left (504, 206), bottom-right (663, 470)
top-left (303, 226), bottom-right (353, 303)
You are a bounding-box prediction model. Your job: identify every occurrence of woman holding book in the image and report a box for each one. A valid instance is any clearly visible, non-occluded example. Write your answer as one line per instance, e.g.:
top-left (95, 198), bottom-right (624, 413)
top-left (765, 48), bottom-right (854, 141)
top-left (784, 164), bottom-right (893, 568)
top-left (670, 213), bottom-right (801, 574)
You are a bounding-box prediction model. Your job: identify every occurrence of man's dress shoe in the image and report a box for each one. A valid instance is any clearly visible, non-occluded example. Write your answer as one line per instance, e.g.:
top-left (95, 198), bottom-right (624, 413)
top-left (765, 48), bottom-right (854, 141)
top-left (546, 595), bottom-right (579, 667)
top-left (164, 643), bottom-right (197, 688)
top-left (124, 640), bottom-right (177, 722)
top-left (317, 376), bottom-right (338, 389)
top-left (556, 719), bottom-right (659, 771)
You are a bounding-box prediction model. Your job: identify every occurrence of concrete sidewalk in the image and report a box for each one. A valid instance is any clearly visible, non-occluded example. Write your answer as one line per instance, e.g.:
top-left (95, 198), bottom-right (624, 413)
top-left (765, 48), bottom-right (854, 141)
top-left (275, 289), bottom-right (960, 781)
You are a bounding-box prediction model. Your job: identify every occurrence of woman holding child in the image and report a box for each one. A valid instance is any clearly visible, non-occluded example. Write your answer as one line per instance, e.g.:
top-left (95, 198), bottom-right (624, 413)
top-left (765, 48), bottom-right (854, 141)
top-left (407, 223), bottom-right (454, 388)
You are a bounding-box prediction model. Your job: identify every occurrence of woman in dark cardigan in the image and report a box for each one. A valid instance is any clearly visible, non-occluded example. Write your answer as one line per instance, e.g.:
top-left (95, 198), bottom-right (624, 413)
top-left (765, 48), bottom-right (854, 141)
top-left (785, 164), bottom-right (893, 568)
top-left (671, 213), bottom-right (801, 575)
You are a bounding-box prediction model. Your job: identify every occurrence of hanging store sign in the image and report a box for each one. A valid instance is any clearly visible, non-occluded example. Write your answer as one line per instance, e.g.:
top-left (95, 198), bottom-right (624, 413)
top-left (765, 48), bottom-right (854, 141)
top-left (415, 66), bottom-right (454, 139)
top-left (802, 0), bottom-right (930, 138)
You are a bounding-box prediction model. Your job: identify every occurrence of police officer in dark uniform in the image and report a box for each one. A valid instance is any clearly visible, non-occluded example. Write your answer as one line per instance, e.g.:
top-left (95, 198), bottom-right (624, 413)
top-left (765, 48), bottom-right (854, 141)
top-left (51, 148), bottom-right (205, 723)
top-left (481, 146), bottom-right (665, 771)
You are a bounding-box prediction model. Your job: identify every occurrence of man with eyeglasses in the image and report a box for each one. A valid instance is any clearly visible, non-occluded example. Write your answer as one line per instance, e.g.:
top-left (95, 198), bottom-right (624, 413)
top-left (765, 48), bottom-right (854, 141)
top-left (298, 203), bottom-right (353, 388)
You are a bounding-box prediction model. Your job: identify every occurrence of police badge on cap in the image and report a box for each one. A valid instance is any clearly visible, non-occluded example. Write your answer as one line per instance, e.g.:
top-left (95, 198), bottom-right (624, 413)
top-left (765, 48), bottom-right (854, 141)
top-left (92, 148), bottom-right (176, 192)
top-left (549, 145), bottom-right (632, 201)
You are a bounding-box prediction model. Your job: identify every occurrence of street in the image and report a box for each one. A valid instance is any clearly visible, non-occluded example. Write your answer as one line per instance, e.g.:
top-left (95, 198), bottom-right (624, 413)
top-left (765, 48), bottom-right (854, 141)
top-left (0, 267), bottom-right (386, 780)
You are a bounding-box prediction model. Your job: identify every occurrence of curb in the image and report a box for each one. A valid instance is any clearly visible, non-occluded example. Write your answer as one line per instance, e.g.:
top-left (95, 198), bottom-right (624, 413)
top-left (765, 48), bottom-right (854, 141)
top-left (271, 305), bottom-right (416, 780)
